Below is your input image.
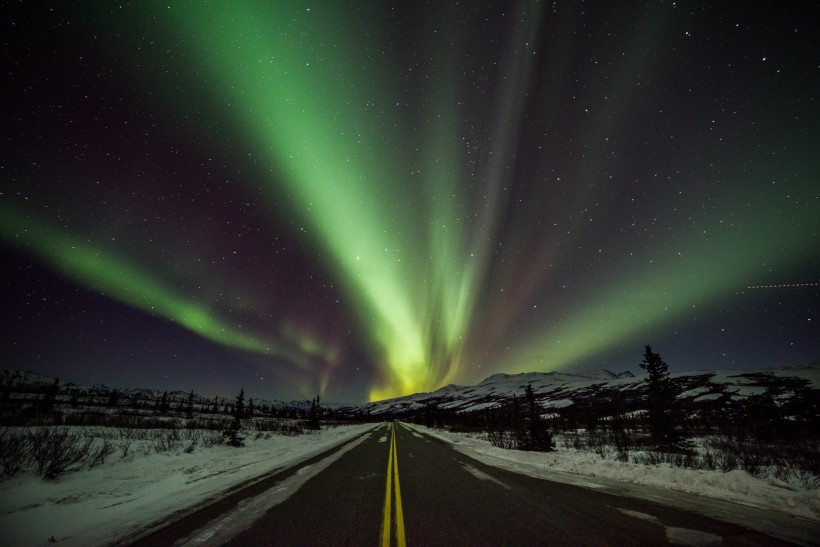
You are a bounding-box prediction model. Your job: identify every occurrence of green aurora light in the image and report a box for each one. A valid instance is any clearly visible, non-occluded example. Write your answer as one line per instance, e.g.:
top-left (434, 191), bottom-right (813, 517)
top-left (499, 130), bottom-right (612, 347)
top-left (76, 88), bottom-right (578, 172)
top-left (3, 1), bottom-right (816, 401)
top-left (145, 1), bottom-right (556, 399)
top-left (0, 204), bottom-right (336, 369)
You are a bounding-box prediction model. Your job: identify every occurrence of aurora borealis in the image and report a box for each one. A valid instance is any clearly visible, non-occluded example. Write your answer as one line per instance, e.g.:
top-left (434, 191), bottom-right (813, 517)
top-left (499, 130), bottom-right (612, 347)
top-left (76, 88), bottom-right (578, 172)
top-left (2, 2), bottom-right (817, 403)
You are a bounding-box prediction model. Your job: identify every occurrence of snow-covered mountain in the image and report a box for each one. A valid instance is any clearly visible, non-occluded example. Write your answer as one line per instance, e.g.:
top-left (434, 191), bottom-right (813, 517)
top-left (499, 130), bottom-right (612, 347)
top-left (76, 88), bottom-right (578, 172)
top-left (364, 363), bottom-right (820, 419)
top-left (3, 362), bottom-right (818, 422)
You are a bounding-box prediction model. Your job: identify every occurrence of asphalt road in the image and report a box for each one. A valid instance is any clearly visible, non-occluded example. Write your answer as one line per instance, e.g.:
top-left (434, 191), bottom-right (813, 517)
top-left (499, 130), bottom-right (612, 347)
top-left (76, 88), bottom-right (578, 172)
top-left (131, 422), bottom-right (795, 546)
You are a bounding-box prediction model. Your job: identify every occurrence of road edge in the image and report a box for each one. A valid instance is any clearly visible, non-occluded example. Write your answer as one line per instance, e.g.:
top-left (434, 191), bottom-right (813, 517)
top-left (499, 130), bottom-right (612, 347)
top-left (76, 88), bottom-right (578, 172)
top-left (403, 423), bottom-right (820, 547)
top-left (115, 422), bottom-right (382, 546)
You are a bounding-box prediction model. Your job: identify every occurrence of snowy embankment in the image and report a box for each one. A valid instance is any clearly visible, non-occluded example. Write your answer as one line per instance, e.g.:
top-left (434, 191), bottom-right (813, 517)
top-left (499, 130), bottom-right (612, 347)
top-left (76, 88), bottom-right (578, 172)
top-left (408, 424), bottom-right (820, 544)
top-left (0, 423), bottom-right (376, 546)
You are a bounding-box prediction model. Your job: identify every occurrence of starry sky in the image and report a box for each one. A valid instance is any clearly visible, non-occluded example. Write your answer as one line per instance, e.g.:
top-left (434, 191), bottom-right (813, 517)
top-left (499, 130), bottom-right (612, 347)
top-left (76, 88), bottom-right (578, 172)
top-left (2, 1), bottom-right (817, 403)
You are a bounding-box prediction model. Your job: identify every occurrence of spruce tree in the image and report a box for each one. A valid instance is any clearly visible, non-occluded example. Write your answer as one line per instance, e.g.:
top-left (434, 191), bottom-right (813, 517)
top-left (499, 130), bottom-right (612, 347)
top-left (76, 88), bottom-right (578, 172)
top-left (224, 388), bottom-right (245, 446)
top-left (234, 388), bottom-right (245, 418)
top-left (186, 390), bottom-right (194, 419)
top-left (639, 345), bottom-right (676, 441)
top-left (523, 384), bottom-right (553, 451)
top-left (511, 395), bottom-right (523, 448)
top-left (42, 377), bottom-right (59, 412)
top-left (308, 395), bottom-right (321, 430)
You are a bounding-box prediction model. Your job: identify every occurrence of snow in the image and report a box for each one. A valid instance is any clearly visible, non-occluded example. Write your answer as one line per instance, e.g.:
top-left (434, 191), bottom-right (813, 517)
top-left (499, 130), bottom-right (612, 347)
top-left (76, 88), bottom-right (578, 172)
top-left (3, 420), bottom-right (819, 545)
top-left (693, 393), bottom-right (723, 402)
top-left (367, 362), bottom-right (819, 417)
top-left (678, 386), bottom-right (711, 398)
top-left (171, 433), bottom-right (372, 546)
top-left (772, 364), bottom-right (820, 388)
top-left (460, 401), bottom-right (500, 412)
top-left (542, 398), bottom-right (573, 409)
top-left (615, 509), bottom-right (723, 546)
top-left (727, 385), bottom-right (768, 398)
top-left (0, 423), bottom-right (377, 546)
top-left (406, 424), bottom-right (820, 545)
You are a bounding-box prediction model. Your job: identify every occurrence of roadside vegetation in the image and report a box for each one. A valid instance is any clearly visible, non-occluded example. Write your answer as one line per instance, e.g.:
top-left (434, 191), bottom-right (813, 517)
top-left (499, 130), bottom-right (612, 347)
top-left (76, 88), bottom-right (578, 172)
top-left (2, 346), bottom-right (817, 488)
top-left (0, 381), bottom-right (345, 480)
top-left (396, 347), bottom-right (820, 489)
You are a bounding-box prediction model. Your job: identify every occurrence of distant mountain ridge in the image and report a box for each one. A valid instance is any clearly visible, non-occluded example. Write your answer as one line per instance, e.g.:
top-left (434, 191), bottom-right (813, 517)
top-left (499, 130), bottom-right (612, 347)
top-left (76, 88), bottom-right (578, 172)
top-left (363, 363), bottom-right (820, 419)
top-left (479, 369), bottom-right (635, 384)
top-left (2, 363), bottom-right (818, 421)
top-left (0, 369), bottom-right (351, 412)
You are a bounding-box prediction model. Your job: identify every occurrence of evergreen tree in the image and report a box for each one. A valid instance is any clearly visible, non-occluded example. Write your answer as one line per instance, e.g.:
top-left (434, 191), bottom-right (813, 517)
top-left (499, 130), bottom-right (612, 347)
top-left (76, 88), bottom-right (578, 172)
top-left (107, 389), bottom-right (119, 407)
top-left (42, 377), bottom-right (59, 412)
top-left (639, 345), bottom-right (676, 441)
top-left (224, 388), bottom-right (245, 446)
top-left (746, 392), bottom-right (781, 441)
top-left (234, 388), bottom-right (245, 418)
top-left (508, 395), bottom-right (523, 447)
top-left (247, 398), bottom-right (254, 418)
top-left (186, 390), bottom-right (195, 419)
top-left (308, 395), bottom-right (321, 430)
top-left (523, 384), bottom-right (553, 451)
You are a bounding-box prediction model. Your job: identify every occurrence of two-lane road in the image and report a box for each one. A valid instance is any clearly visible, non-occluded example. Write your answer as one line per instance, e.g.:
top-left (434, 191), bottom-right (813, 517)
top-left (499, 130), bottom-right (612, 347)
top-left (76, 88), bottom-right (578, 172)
top-left (133, 423), bottom-right (795, 546)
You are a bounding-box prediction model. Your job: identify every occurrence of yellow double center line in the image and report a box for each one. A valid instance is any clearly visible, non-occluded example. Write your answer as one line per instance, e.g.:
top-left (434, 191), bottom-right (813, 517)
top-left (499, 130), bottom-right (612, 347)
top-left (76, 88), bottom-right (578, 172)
top-left (381, 423), bottom-right (406, 547)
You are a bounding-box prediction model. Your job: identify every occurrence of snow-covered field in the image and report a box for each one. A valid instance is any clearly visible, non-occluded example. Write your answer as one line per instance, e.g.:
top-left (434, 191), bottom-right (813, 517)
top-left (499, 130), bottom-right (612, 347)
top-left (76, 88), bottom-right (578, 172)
top-left (0, 423), bottom-right (377, 546)
top-left (407, 424), bottom-right (820, 545)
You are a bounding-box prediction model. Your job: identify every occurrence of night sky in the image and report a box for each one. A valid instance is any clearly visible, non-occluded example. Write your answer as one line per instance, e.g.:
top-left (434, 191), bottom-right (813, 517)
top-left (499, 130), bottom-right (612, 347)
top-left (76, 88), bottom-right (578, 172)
top-left (2, 1), bottom-right (817, 403)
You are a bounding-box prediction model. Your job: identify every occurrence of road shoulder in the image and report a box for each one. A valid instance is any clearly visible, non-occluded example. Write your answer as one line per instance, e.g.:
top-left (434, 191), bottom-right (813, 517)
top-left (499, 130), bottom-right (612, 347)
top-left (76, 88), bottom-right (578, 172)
top-left (405, 423), bottom-right (820, 546)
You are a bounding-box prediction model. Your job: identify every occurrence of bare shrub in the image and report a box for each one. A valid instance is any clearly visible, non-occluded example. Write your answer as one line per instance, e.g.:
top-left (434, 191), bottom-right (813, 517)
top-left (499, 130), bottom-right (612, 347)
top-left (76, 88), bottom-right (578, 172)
top-left (632, 451), bottom-right (695, 467)
top-left (252, 418), bottom-right (304, 436)
top-left (487, 430), bottom-right (519, 449)
top-left (704, 437), bottom-right (820, 487)
top-left (88, 438), bottom-right (116, 468)
top-left (0, 429), bottom-right (29, 479)
top-left (627, 436), bottom-right (819, 489)
top-left (61, 411), bottom-right (177, 429)
top-left (153, 429), bottom-right (182, 453)
top-left (200, 431), bottom-right (222, 448)
top-left (790, 469), bottom-right (820, 490)
top-left (28, 427), bottom-right (93, 479)
top-left (118, 441), bottom-right (134, 462)
top-left (118, 428), bottom-right (148, 441)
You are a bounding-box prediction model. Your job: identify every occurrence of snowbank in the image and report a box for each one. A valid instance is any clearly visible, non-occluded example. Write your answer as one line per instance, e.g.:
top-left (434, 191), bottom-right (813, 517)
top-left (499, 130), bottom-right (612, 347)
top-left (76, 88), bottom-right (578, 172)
top-left (3, 422), bottom-right (817, 545)
top-left (408, 424), bottom-right (820, 544)
top-left (0, 424), bottom-right (376, 546)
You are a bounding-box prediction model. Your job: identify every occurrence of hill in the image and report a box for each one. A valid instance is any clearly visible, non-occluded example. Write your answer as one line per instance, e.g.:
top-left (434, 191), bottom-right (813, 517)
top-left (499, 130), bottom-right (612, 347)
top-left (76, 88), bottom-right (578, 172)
top-left (363, 363), bottom-right (820, 435)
